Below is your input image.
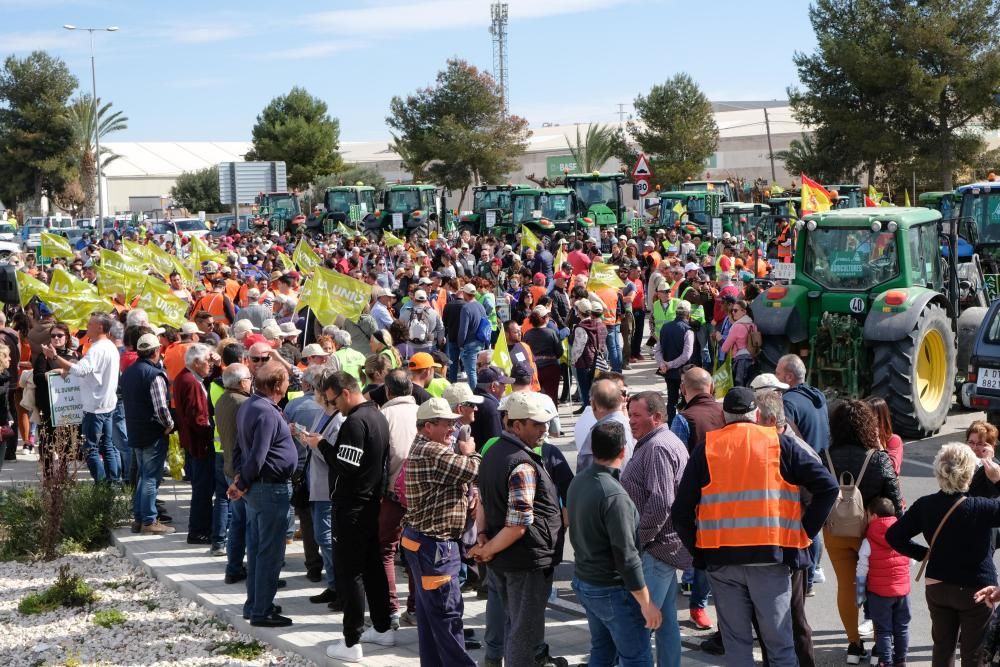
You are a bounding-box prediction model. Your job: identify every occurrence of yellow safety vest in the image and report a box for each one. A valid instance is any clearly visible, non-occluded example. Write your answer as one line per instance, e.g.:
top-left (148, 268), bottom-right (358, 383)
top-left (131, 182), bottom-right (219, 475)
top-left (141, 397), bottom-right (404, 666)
top-left (209, 383), bottom-right (224, 454)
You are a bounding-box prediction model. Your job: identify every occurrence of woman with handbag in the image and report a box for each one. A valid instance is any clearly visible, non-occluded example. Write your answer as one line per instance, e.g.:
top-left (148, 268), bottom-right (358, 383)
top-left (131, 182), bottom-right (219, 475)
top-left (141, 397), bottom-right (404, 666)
top-left (888, 444), bottom-right (1000, 667)
top-left (569, 298), bottom-right (607, 416)
top-left (824, 400), bottom-right (903, 664)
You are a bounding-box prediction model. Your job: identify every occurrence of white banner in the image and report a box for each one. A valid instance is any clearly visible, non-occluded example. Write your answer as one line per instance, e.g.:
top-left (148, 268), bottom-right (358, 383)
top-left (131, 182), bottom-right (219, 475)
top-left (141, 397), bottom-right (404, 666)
top-left (47, 370), bottom-right (83, 427)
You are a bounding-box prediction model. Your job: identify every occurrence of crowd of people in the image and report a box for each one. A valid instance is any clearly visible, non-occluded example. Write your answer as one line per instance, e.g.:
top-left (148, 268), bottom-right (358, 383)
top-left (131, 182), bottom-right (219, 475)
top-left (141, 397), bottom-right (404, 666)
top-left (4, 218), bottom-right (1000, 666)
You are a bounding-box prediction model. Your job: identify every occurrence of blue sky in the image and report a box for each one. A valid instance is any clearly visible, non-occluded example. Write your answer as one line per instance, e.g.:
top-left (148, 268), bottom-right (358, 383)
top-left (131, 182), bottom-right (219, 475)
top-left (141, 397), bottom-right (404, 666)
top-left (3, 0), bottom-right (817, 142)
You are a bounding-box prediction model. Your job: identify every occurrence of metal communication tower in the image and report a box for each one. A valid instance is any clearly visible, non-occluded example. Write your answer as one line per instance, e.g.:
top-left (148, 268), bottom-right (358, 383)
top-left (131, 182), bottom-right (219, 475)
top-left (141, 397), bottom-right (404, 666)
top-left (490, 3), bottom-right (509, 116)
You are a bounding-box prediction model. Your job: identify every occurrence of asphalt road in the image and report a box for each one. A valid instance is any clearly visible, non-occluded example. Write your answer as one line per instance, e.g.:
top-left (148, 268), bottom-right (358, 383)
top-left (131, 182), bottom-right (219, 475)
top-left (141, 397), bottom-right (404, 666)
top-left (545, 356), bottom-right (987, 666)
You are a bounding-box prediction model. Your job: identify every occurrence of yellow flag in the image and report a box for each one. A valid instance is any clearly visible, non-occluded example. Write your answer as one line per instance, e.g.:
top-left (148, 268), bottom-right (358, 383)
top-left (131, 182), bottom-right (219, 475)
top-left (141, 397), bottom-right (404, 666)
top-left (589, 261), bottom-right (625, 289)
top-left (48, 267), bottom-right (97, 299)
top-left (276, 251), bottom-right (295, 272)
top-left (45, 290), bottom-right (111, 332)
top-left (41, 232), bottom-right (75, 259)
top-left (122, 239), bottom-right (150, 263)
top-left (189, 234), bottom-right (228, 267)
top-left (492, 326), bottom-right (513, 374)
top-left (336, 222), bottom-right (357, 238)
top-left (554, 245), bottom-right (566, 271)
top-left (15, 271), bottom-right (49, 308)
top-left (95, 265), bottom-right (133, 300)
top-left (788, 200), bottom-right (797, 218)
top-left (145, 242), bottom-right (180, 278)
top-left (99, 248), bottom-right (145, 277)
top-left (297, 265), bottom-right (373, 325)
top-left (137, 289), bottom-right (190, 329)
top-left (169, 254), bottom-right (194, 284)
top-left (382, 230), bottom-right (405, 247)
top-left (521, 225), bottom-right (542, 251)
top-left (904, 190), bottom-right (911, 207)
top-left (293, 239), bottom-right (322, 273)
top-left (672, 201), bottom-right (686, 217)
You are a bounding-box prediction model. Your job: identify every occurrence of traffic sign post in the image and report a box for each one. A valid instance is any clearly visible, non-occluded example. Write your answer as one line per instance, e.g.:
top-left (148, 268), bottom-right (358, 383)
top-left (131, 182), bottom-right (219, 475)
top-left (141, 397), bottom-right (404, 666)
top-left (635, 179), bottom-right (650, 197)
top-left (632, 153), bottom-right (652, 179)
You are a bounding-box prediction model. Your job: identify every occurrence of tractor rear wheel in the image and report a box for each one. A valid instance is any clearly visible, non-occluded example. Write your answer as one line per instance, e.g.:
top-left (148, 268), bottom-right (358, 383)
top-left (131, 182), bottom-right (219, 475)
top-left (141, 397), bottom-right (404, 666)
top-left (759, 335), bottom-right (790, 374)
top-left (364, 228), bottom-right (381, 243)
top-left (871, 304), bottom-right (954, 438)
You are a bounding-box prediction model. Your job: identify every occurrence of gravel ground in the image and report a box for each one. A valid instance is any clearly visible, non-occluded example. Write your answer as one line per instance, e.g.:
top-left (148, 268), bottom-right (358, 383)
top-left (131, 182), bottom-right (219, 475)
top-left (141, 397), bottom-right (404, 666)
top-left (0, 548), bottom-right (317, 667)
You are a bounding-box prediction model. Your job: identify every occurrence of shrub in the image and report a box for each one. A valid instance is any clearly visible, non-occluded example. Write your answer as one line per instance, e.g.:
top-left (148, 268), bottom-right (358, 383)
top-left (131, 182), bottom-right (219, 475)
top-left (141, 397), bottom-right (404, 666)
top-left (18, 565), bottom-right (98, 615)
top-left (92, 609), bottom-right (126, 628)
top-left (0, 485), bottom-right (43, 560)
top-left (216, 640), bottom-right (265, 660)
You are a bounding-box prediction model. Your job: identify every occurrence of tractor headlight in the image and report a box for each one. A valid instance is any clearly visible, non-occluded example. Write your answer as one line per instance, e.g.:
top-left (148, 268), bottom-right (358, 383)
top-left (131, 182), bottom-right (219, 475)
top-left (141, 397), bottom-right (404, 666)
top-left (806, 220), bottom-right (817, 231)
top-left (870, 221), bottom-right (882, 233)
top-left (795, 220), bottom-right (805, 231)
top-left (886, 221), bottom-right (898, 233)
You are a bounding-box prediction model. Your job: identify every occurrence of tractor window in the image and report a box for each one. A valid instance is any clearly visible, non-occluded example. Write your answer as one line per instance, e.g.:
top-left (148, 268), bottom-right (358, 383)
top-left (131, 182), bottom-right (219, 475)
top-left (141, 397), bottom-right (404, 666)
top-left (984, 307), bottom-right (1000, 345)
top-left (474, 190), bottom-right (509, 212)
top-left (386, 190), bottom-right (419, 213)
top-left (802, 227), bottom-right (899, 290)
top-left (572, 180), bottom-right (618, 210)
top-left (541, 194), bottom-right (572, 221)
top-left (908, 223), bottom-right (943, 289)
top-left (326, 191), bottom-right (351, 213)
top-left (960, 191), bottom-right (1000, 244)
top-left (512, 196), bottom-right (537, 223)
top-left (660, 199), bottom-right (684, 227)
top-left (420, 190), bottom-right (436, 211)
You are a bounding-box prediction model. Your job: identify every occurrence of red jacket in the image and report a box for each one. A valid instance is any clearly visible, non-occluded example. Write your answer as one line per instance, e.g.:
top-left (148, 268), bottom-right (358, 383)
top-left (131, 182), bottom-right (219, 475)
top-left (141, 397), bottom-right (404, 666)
top-left (866, 516), bottom-right (911, 597)
top-left (172, 368), bottom-right (213, 458)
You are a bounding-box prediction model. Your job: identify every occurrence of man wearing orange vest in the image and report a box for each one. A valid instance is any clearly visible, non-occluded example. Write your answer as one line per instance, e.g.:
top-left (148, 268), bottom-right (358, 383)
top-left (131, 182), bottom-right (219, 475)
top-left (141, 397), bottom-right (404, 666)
top-left (593, 283), bottom-right (623, 372)
top-left (672, 387), bottom-right (838, 667)
top-left (775, 219), bottom-right (794, 263)
top-left (191, 278), bottom-right (235, 325)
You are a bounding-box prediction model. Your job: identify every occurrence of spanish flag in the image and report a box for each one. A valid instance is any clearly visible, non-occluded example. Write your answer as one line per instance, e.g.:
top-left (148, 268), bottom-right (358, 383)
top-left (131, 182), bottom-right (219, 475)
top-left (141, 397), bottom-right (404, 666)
top-left (800, 174), bottom-right (832, 216)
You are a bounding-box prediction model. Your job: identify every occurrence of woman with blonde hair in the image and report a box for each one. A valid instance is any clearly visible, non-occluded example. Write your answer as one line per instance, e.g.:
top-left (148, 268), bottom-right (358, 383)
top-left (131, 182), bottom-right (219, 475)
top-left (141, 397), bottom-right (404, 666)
top-left (888, 444), bottom-right (1000, 666)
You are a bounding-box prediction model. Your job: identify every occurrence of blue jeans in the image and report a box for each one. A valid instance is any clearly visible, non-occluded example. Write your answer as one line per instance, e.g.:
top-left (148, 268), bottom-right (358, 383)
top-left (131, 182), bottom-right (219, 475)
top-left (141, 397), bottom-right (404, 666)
top-left (186, 449), bottom-right (215, 538)
top-left (401, 527), bottom-right (476, 666)
top-left (447, 341), bottom-right (461, 383)
top-left (111, 401), bottom-right (132, 485)
top-left (311, 500), bottom-right (336, 591)
top-left (606, 324), bottom-right (623, 373)
top-left (225, 474), bottom-right (247, 578)
top-left (243, 481), bottom-right (291, 622)
top-left (211, 454), bottom-right (230, 549)
top-left (82, 411), bottom-right (120, 483)
top-left (691, 567), bottom-right (712, 610)
top-left (572, 577), bottom-right (654, 667)
top-left (868, 592), bottom-right (910, 665)
top-left (577, 366), bottom-right (596, 407)
top-left (709, 563), bottom-right (795, 667)
top-left (461, 341), bottom-right (483, 389)
top-left (642, 552), bottom-right (681, 667)
top-left (132, 436), bottom-right (166, 525)
top-left (807, 533), bottom-right (823, 587)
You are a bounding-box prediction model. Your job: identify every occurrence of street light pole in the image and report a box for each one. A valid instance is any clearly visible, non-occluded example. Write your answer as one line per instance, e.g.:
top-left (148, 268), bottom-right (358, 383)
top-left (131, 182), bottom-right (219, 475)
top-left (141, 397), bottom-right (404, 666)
top-left (63, 24), bottom-right (117, 235)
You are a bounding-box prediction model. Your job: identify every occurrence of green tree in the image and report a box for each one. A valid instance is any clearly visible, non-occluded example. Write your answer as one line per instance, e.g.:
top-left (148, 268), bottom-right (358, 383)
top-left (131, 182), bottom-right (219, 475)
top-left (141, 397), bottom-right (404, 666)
top-left (566, 123), bottom-right (618, 173)
top-left (67, 95), bottom-right (128, 217)
top-left (0, 51), bottom-right (79, 213)
top-left (390, 135), bottom-right (428, 183)
top-left (308, 165), bottom-right (387, 205)
top-left (387, 59), bottom-right (530, 206)
top-left (246, 87), bottom-right (343, 190)
top-left (171, 166), bottom-right (223, 213)
top-left (625, 73), bottom-right (718, 188)
top-left (773, 130), bottom-right (860, 183)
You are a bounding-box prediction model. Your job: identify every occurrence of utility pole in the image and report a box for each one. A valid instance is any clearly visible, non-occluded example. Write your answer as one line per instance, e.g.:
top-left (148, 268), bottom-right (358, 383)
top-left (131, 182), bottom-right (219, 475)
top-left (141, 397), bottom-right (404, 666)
top-left (490, 3), bottom-right (510, 117)
top-left (763, 106), bottom-right (776, 182)
top-left (617, 103), bottom-right (626, 125)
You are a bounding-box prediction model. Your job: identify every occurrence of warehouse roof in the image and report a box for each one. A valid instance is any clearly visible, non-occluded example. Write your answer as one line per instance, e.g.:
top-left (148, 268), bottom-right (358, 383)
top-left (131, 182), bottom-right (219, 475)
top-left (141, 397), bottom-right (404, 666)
top-left (104, 104), bottom-right (804, 178)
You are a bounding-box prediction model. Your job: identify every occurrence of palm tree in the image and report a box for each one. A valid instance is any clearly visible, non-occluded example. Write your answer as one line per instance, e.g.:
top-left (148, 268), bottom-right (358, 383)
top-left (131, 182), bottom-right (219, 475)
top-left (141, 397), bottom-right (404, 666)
top-left (773, 134), bottom-right (820, 179)
top-left (68, 95), bottom-right (128, 216)
top-left (566, 123), bottom-right (617, 173)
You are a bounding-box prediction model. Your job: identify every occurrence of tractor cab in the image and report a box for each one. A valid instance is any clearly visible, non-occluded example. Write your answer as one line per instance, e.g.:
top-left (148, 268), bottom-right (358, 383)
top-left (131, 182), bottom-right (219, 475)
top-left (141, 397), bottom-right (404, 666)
top-left (458, 184), bottom-right (527, 235)
top-left (826, 184), bottom-right (864, 209)
top-left (564, 173), bottom-right (626, 230)
top-left (510, 188), bottom-right (578, 236)
top-left (254, 192), bottom-right (303, 233)
top-left (722, 202), bottom-right (769, 240)
top-left (657, 191), bottom-right (722, 235)
top-left (753, 207), bottom-right (968, 438)
top-left (918, 191), bottom-right (958, 220)
top-left (321, 185), bottom-right (377, 231)
top-left (369, 184), bottom-right (440, 242)
top-left (683, 179), bottom-right (739, 203)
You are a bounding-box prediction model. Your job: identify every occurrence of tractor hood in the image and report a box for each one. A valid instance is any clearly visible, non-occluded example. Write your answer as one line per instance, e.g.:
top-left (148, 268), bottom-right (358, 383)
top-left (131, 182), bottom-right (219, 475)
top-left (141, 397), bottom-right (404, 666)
top-left (585, 203), bottom-right (617, 227)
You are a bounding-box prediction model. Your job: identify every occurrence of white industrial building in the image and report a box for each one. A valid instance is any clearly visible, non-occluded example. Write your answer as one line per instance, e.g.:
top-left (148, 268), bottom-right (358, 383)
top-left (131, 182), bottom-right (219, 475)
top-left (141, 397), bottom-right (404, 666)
top-left (102, 102), bottom-right (805, 214)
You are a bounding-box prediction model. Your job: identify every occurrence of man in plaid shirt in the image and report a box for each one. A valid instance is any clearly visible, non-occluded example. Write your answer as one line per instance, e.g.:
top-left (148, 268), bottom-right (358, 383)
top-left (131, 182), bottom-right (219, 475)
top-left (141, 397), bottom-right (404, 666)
top-left (401, 397), bottom-right (481, 666)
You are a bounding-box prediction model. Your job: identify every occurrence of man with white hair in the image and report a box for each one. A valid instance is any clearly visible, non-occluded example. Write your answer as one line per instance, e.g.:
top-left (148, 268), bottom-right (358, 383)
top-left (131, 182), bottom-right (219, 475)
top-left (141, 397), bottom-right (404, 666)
top-left (332, 329), bottom-right (366, 382)
top-left (775, 354), bottom-right (829, 454)
top-left (234, 288), bottom-right (272, 332)
top-left (126, 308), bottom-right (151, 329)
top-left (672, 387), bottom-right (837, 667)
top-left (173, 343), bottom-right (219, 545)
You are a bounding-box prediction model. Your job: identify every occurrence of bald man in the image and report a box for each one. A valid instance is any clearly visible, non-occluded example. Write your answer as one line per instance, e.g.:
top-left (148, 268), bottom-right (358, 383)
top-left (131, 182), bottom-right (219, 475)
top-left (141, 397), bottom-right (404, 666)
top-left (670, 367), bottom-right (725, 453)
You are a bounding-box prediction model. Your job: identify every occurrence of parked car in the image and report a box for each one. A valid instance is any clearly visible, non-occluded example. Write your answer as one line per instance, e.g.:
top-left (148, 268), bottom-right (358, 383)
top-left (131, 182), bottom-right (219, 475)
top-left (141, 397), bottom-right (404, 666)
top-left (968, 299), bottom-right (1000, 424)
top-left (149, 217), bottom-right (210, 243)
top-left (0, 222), bottom-right (17, 243)
top-left (209, 214), bottom-right (251, 236)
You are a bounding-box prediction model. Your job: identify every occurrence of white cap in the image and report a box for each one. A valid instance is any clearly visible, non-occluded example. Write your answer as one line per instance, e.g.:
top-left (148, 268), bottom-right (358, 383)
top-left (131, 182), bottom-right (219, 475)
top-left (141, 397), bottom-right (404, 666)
top-left (136, 333), bottom-right (160, 352)
top-left (531, 305), bottom-right (550, 317)
top-left (684, 262), bottom-right (700, 273)
top-left (442, 383), bottom-right (484, 410)
top-left (418, 277), bottom-right (432, 285)
top-left (262, 324), bottom-right (282, 340)
top-left (414, 289), bottom-right (428, 302)
top-left (504, 392), bottom-right (554, 423)
top-left (416, 397), bottom-right (461, 421)
top-left (750, 373), bottom-right (790, 391)
top-left (279, 321), bottom-right (301, 336)
top-left (574, 299), bottom-right (592, 315)
top-left (179, 322), bottom-right (199, 335)
top-left (247, 287), bottom-right (260, 300)
top-left (675, 300), bottom-right (692, 313)
top-left (232, 320), bottom-right (256, 336)
top-left (302, 343), bottom-right (329, 357)
top-left (460, 283), bottom-right (477, 295)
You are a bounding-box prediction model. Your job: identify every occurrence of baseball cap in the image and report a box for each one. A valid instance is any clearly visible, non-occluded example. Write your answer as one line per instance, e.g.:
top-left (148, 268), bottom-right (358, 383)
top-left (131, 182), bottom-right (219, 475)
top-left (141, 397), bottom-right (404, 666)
top-left (533, 272), bottom-right (546, 283)
top-left (460, 283), bottom-right (477, 295)
top-left (413, 289), bottom-right (428, 302)
top-left (302, 343), bottom-right (329, 357)
top-left (574, 299), bottom-right (592, 315)
top-left (418, 277), bottom-right (432, 286)
top-left (409, 352), bottom-right (442, 370)
top-left (179, 322), bottom-right (199, 335)
top-left (666, 246), bottom-right (678, 254)
top-left (416, 397), bottom-right (461, 422)
top-left (442, 382), bottom-right (484, 409)
top-left (750, 373), bottom-right (790, 392)
top-left (723, 387), bottom-right (757, 413)
top-left (262, 324), bottom-right (282, 340)
top-left (554, 270), bottom-right (570, 281)
top-left (684, 262), bottom-right (700, 273)
top-left (136, 333), bottom-right (160, 352)
top-left (531, 305), bottom-right (550, 317)
top-left (232, 320), bottom-right (256, 336)
top-left (675, 300), bottom-right (692, 313)
top-left (477, 366), bottom-right (514, 386)
top-left (511, 366), bottom-right (533, 385)
top-left (247, 287), bottom-right (261, 300)
top-left (504, 391), bottom-right (554, 423)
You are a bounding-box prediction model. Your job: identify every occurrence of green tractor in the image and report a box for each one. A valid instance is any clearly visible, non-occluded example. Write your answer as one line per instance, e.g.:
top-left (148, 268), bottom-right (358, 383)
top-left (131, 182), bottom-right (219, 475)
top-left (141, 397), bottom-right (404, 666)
top-left (315, 185), bottom-right (377, 234)
top-left (509, 187), bottom-right (579, 238)
top-left (683, 179), bottom-right (740, 203)
top-left (564, 172), bottom-right (627, 231)
top-left (657, 191), bottom-right (723, 236)
top-left (254, 192), bottom-right (304, 234)
top-left (456, 184), bottom-right (527, 237)
top-left (827, 184), bottom-right (865, 209)
top-left (722, 201), bottom-right (770, 240)
top-left (753, 206), bottom-right (981, 438)
top-left (367, 184), bottom-right (441, 242)
top-left (919, 191), bottom-right (958, 220)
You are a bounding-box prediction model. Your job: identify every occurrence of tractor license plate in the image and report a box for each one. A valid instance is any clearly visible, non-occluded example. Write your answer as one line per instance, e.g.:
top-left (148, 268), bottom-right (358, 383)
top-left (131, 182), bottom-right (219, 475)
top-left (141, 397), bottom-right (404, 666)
top-left (978, 368), bottom-right (1000, 390)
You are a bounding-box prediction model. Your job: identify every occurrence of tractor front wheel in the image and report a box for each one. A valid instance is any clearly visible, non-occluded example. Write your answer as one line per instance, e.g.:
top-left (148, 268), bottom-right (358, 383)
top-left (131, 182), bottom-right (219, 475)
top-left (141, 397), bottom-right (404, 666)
top-left (871, 304), bottom-right (954, 438)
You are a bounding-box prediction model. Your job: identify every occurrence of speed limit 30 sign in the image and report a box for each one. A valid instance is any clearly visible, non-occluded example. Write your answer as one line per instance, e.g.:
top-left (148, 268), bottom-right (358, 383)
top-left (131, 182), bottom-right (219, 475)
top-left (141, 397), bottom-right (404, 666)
top-left (635, 179), bottom-right (650, 196)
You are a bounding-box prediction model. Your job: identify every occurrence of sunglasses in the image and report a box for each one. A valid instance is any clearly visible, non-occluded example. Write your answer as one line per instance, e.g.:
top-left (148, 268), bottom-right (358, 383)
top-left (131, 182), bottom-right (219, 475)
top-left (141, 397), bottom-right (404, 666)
top-left (459, 402), bottom-right (478, 409)
top-left (249, 355), bottom-right (270, 363)
top-left (51, 333), bottom-right (67, 339)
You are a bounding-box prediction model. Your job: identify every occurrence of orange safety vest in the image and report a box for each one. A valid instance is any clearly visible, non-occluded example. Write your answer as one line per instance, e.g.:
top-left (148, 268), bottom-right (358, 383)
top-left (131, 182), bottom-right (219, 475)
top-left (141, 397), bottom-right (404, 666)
top-left (192, 292), bottom-right (231, 324)
top-left (434, 288), bottom-right (448, 317)
top-left (696, 423), bottom-right (809, 550)
top-left (776, 225), bottom-right (793, 263)
top-left (528, 285), bottom-right (547, 308)
top-left (594, 286), bottom-right (620, 326)
top-left (224, 278), bottom-right (240, 302)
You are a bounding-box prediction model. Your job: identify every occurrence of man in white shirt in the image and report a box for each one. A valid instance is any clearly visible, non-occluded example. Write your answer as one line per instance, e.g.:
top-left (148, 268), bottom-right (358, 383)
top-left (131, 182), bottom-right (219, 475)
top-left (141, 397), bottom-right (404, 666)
top-left (43, 312), bottom-right (121, 482)
top-left (574, 375), bottom-right (634, 472)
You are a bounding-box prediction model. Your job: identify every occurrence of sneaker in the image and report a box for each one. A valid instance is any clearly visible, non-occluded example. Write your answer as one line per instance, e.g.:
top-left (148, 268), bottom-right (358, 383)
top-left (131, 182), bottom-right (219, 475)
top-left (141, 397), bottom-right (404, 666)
top-left (360, 626), bottom-right (396, 647)
top-left (224, 571), bottom-right (247, 585)
top-left (400, 610), bottom-right (418, 626)
top-left (690, 607), bottom-right (714, 630)
top-left (326, 640), bottom-right (362, 663)
top-left (847, 641), bottom-right (868, 665)
top-left (141, 521), bottom-right (175, 535)
top-left (806, 586), bottom-right (816, 597)
top-left (813, 566), bottom-right (827, 584)
top-left (390, 613), bottom-right (400, 631)
top-left (859, 620), bottom-right (874, 637)
top-left (680, 582), bottom-right (692, 597)
top-left (208, 545), bottom-right (226, 557)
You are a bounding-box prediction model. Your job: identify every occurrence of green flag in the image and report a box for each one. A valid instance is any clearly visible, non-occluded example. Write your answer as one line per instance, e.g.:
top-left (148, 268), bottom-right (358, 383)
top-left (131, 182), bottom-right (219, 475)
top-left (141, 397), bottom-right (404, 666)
top-left (589, 261), bottom-right (625, 289)
top-left (298, 265), bottom-right (373, 325)
top-left (292, 239), bottom-right (321, 274)
top-left (15, 271), bottom-right (49, 308)
top-left (41, 232), bottom-right (75, 259)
